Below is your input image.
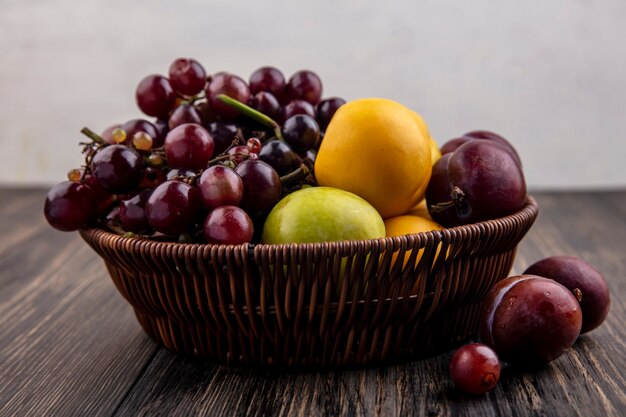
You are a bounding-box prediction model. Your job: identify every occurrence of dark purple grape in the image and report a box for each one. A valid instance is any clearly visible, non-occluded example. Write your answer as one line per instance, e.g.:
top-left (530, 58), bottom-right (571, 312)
top-left (250, 91), bottom-right (282, 122)
top-left (286, 70), bottom-right (322, 105)
top-left (136, 74), bottom-right (176, 118)
top-left (249, 66), bottom-right (285, 96)
top-left (316, 97), bottom-right (346, 130)
top-left (206, 73), bottom-right (251, 120)
top-left (119, 189), bottom-right (153, 233)
top-left (168, 58), bottom-right (206, 96)
top-left (524, 256), bottom-right (610, 334)
top-left (480, 275), bottom-right (582, 365)
top-left (146, 180), bottom-right (201, 235)
top-left (207, 122), bottom-right (240, 156)
top-left (449, 343), bottom-right (501, 394)
top-left (101, 124), bottom-right (121, 145)
top-left (283, 99), bottom-right (315, 119)
top-left (164, 123), bottom-right (214, 170)
top-left (282, 114), bottom-right (320, 153)
top-left (426, 141), bottom-right (526, 227)
top-left (258, 140), bottom-right (300, 175)
top-left (235, 160), bottom-right (282, 213)
top-left (91, 144), bottom-right (144, 194)
top-left (168, 103), bottom-right (202, 129)
top-left (197, 165), bottom-right (244, 209)
top-left (44, 181), bottom-right (97, 231)
top-left (203, 206), bottom-right (254, 244)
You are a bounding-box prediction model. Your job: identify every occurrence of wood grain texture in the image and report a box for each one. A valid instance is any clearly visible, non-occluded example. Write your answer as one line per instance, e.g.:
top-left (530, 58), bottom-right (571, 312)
top-left (1, 189), bottom-right (624, 417)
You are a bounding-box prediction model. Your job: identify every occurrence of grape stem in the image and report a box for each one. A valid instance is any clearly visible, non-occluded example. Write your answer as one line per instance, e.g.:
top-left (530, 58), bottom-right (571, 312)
top-left (206, 152), bottom-right (252, 166)
top-left (80, 127), bottom-right (107, 145)
top-left (216, 94), bottom-right (284, 140)
top-left (280, 164), bottom-right (310, 184)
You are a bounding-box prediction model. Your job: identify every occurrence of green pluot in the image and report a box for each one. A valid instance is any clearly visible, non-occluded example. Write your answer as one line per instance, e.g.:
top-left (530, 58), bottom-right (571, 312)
top-left (261, 186), bottom-right (386, 244)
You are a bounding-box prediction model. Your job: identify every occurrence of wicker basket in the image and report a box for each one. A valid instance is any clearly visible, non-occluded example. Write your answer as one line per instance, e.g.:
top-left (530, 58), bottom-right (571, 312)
top-left (80, 197), bottom-right (538, 368)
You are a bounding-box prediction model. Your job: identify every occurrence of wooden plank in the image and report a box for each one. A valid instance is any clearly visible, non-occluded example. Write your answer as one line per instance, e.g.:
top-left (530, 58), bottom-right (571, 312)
top-left (0, 189), bottom-right (159, 417)
top-left (110, 191), bottom-right (626, 417)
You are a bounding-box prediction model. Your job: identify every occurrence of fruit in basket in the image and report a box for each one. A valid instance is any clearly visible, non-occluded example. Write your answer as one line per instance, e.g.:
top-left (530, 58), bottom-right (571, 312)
top-left (146, 180), bottom-right (201, 235)
top-left (203, 206), bottom-right (254, 244)
top-left (426, 140), bottom-right (526, 227)
top-left (235, 159), bottom-right (282, 214)
top-left (524, 256), bottom-right (610, 334)
top-left (449, 343), bottom-right (501, 394)
top-left (480, 275), bottom-right (582, 365)
top-left (441, 130), bottom-right (521, 167)
top-left (164, 123), bottom-right (215, 170)
top-left (261, 187), bottom-right (385, 244)
top-left (91, 144), bottom-right (145, 194)
top-left (315, 98), bottom-right (432, 219)
top-left (384, 214), bottom-right (443, 270)
top-left (44, 181), bottom-right (97, 231)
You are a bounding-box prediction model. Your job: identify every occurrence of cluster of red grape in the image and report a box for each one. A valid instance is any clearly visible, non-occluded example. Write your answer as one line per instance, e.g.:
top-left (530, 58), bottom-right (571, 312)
top-left (44, 58), bottom-right (346, 244)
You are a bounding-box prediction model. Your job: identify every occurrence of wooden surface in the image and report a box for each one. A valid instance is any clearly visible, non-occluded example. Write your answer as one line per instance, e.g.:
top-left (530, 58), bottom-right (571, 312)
top-left (1, 188), bottom-right (624, 417)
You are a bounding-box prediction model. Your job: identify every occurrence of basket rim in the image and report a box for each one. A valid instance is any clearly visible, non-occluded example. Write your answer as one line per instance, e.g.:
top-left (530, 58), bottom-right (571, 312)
top-left (80, 195), bottom-right (538, 251)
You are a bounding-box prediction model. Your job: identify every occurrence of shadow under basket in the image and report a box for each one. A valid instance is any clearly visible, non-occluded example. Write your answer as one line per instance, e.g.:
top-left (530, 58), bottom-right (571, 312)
top-left (80, 197), bottom-right (538, 368)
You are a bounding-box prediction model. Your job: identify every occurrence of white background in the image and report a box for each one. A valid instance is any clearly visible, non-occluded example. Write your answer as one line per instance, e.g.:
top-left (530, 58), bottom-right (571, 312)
top-left (1, 0), bottom-right (624, 190)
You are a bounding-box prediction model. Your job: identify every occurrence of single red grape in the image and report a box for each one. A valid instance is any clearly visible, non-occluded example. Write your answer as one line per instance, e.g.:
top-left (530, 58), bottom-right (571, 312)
top-left (206, 73), bottom-right (251, 120)
top-left (249, 66), bottom-right (285, 96)
top-left (283, 99), bottom-right (315, 119)
top-left (282, 114), bottom-right (320, 153)
top-left (250, 91), bottom-right (283, 122)
top-left (258, 140), bottom-right (300, 175)
top-left (235, 159), bottom-right (282, 214)
top-left (91, 144), bottom-right (144, 194)
top-left (316, 97), bottom-right (346, 130)
top-left (286, 70), bottom-right (322, 105)
top-left (168, 58), bottom-right (207, 96)
top-left (146, 180), bottom-right (201, 235)
top-left (44, 181), bottom-right (97, 231)
top-left (168, 104), bottom-right (202, 129)
top-left (197, 165), bottom-right (244, 209)
top-left (136, 74), bottom-right (177, 118)
top-left (450, 343), bottom-right (501, 394)
top-left (164, 123), bottom-right (214, 170)
top-left (203, 206), bottom-right (254, 244)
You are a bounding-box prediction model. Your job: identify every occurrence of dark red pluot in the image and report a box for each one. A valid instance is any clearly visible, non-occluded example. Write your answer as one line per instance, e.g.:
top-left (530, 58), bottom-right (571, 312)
top-left (426, 140), bottom-right (527, 227)
top-left (480, 275), bottom-right (583, 365)
top-left (524, 256), bottom-right (610, 334)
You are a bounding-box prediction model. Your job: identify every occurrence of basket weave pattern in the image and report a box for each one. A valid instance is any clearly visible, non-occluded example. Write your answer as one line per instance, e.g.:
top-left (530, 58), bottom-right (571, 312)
top-left (80, 197), bottom-right (538, 367)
